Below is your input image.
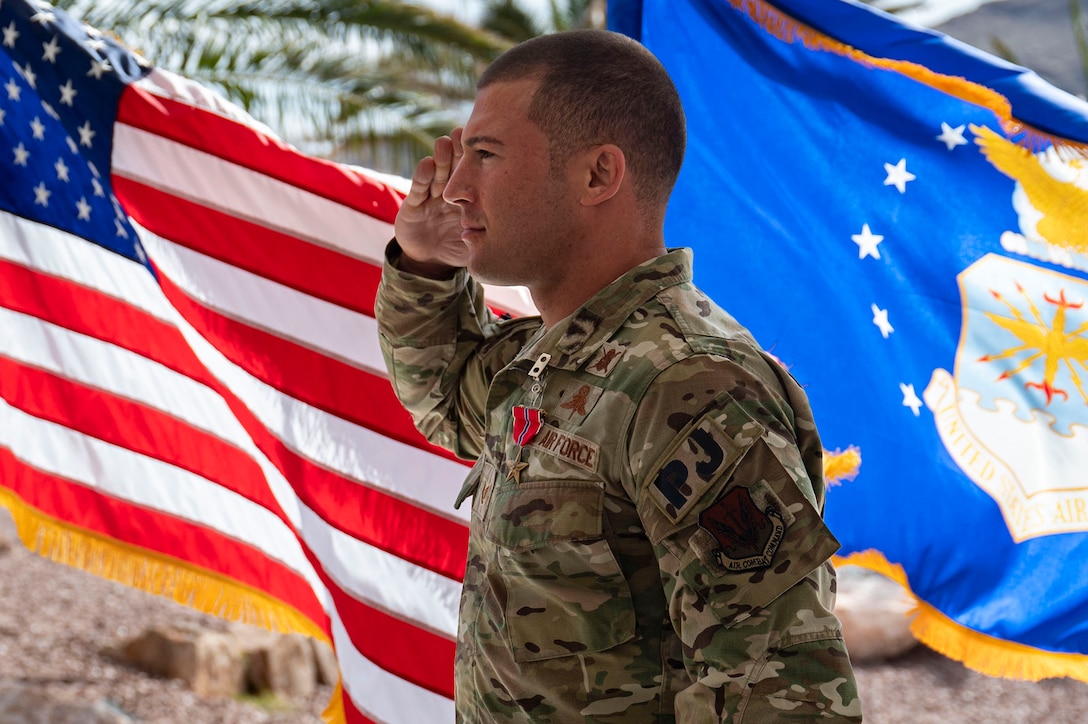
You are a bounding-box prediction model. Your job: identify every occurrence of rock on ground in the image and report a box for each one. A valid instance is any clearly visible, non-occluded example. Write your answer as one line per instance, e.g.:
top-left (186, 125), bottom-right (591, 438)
top-left (0, 509), bottom-right (329, 723)
top-left (836, 565), bottom-right (919, 663)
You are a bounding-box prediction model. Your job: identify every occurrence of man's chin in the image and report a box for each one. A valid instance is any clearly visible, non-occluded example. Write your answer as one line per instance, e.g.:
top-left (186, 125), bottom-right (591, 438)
top-left (466, 258), bottom-right (524, 288)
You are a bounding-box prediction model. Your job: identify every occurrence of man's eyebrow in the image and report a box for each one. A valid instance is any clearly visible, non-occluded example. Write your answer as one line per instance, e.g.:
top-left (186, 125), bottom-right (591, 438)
top-left (463, 135), bottom-right (504, 148)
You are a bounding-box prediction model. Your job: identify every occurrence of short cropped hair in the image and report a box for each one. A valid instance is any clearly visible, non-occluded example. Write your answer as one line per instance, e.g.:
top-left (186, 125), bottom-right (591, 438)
top-left (478, 29), bottom-right (686, 210)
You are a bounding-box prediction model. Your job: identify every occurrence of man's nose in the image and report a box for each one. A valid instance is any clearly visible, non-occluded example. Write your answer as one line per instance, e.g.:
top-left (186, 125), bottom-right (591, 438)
top-left (442, 162), bottom-right (470, 206)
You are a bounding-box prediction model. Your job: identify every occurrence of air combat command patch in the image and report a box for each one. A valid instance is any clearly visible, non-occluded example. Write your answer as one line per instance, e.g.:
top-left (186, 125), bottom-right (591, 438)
top-left (698, 486), bottom-right (785, 572)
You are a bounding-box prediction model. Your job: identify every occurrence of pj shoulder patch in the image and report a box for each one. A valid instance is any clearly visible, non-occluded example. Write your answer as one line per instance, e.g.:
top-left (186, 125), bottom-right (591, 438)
top-left (648, 415), bottom-right (757, 523)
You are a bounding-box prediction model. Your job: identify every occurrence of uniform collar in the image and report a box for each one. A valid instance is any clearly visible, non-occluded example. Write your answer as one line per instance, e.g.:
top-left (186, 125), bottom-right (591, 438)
top-left (517, 248), bottom-right (692, 371)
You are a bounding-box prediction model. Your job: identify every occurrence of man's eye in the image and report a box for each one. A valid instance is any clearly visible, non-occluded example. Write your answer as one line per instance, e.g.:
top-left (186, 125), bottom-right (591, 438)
top-left (476, 149), bottom-right (494, 159)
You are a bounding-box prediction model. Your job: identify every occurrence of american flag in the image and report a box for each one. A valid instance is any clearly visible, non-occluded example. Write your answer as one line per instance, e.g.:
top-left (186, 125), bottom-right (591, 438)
top-left (0, 1), bottom-right (533, 720)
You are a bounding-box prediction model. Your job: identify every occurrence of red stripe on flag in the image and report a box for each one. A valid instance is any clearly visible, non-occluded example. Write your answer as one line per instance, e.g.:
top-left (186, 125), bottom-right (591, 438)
top-left (113, 177), bottom-right (385, 316)
top-left (117, 86), bottom-right (404, 223)
top-left (231, 407), bottom-right (469, 582)
top-left (344, 693), bottom-right (377, 724)
top-left (0, 447), bottom-right (328, 630)
top-left (0, 259), bottom-right (211, 385)
top-left (152, 264), bottom-right (439, 453)
top-left (305, 548), bottom-right (456, 699)
top-left (0, 355), bottom-right (283, 517)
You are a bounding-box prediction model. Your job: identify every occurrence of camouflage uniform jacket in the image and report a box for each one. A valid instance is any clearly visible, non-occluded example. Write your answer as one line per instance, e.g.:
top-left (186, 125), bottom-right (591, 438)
top-left (376, 244), bottom-right (862, 723)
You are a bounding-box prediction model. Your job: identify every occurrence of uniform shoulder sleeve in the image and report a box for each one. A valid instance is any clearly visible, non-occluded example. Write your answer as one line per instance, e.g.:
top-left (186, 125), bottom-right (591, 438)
top-left (626, 351), bottom-right (859, 720)
top-left (627, 352), bottom-right (839, 628)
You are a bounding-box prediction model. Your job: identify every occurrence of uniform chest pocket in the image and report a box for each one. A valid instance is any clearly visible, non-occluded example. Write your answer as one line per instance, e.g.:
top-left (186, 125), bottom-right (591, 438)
top-left (488, 481), bottom-right (637, 663)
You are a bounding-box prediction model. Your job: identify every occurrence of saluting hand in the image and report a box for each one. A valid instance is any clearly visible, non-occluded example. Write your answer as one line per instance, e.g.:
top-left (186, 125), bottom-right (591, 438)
top-left (393, 129), bottom-right (467, 277)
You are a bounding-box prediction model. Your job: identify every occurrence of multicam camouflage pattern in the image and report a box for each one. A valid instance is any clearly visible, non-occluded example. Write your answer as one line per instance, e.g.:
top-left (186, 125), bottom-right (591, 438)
top-left (376, 245), bottom-right (863, 722)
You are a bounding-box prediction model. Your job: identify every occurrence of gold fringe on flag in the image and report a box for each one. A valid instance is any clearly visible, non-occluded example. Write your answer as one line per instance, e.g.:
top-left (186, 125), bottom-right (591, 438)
top-left (0, 487), bottom-right (346, 724)
top-left (322, 680), bottom-right (348, 723)
top-left (730, 0), bottom-right (1088, 157)
top-left (823, 446), bottom-right (862, 486)
top-left (834, 549), bottom-right (1088, 685)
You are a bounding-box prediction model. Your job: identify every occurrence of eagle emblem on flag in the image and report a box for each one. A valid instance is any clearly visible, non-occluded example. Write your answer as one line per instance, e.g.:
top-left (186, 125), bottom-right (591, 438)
top-left (925, 254), bottom-right (1088, 542)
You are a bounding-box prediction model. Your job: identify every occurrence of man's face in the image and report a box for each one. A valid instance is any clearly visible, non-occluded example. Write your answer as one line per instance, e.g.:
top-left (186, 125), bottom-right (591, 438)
top-left (443, 78), bottom-right (580, 288)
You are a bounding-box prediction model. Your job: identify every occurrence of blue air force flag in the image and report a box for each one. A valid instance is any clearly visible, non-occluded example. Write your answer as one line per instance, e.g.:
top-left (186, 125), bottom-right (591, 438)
top-left (610, 0), bottom-right (1088, 682)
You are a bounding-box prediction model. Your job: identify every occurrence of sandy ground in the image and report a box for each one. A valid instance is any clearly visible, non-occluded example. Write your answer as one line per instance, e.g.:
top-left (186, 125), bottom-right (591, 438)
top-left (1, 508), bottom-right (1086, 723)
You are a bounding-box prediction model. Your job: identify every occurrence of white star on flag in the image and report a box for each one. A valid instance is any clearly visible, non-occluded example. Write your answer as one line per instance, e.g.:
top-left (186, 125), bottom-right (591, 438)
top-left (58, 78), bottom-right (76, 105)
top-left (42, 35), bottom-right (60, 62)
top-left (900, 383), bottom-right (923, 416)
top-left (2, 21), bottom-right (18, 48)
top-left (871, 304), bottom-right (894, 338)
top-left (883, 158), bottom-right (916, 193)
top-left (87, 58), bottom-right (111, 79)
top-left (16, 60), bottom-right (36, 89)
top-left (77, 120), bottom-right (95, 147)
top-left (76, 197), bottom-right (92, 220)
top-left (33, 181), bottom-right (51, 206)
top-left (937, 122), bottom-right (967, 151)
top-left (13, 142), bottom-right (29, 166)
top-left (29, 10), bottom-right (57, 26)
top-left (30, 116), bottom-right (45, 139)
top-left (852, 223), bottom-right (884, 259)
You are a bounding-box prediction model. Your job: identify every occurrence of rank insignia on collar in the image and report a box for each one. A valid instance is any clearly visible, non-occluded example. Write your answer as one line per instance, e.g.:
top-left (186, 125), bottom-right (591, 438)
top-left (585, 342), bottom-right (625, 378)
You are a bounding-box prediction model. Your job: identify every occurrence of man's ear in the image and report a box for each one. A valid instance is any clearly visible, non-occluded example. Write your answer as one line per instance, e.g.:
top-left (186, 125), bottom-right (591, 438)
top-left (579, 144), bottom-right (625, 207)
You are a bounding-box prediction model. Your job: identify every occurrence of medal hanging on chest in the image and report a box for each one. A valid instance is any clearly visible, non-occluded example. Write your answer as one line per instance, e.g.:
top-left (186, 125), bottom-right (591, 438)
top-left (508, 353), bottom-right (550, 483)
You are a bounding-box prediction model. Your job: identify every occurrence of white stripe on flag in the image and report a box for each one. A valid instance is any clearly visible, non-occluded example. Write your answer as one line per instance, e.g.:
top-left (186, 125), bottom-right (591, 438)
top-left (139, 226), bottom-right (388, 375)
top-left (112, 123), bottom-right (394, 264)
top-left (169, 301), bottom-right (473, 523)
top-left (301, 505), bottom-right (459, 637)
top-left (0, 212), bottom-right (172, 322)
top-left (0, 396), bottom-right (319, 592)
top-left (332, 609), bottom-right (457, 724)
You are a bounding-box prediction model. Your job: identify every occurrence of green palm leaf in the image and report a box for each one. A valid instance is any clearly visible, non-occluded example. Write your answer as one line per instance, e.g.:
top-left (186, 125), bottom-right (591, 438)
top-left (56, 0), bottom-right (511, 174)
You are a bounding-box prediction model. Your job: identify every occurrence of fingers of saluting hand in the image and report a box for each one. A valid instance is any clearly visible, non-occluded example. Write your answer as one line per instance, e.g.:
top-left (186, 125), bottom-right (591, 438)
top-left (403, 128), bottom-right (464, 208)
top-left (429, 135), bottom-right (455, 199)
top-left (451, 127), bottom-right (464, 167)
top-left (405, 156), bottom-right (437, 208)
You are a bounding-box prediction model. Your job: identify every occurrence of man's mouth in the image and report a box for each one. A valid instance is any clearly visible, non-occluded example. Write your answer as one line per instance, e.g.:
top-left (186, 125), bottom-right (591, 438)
top-left (460, 221), bottom-right (485, 240)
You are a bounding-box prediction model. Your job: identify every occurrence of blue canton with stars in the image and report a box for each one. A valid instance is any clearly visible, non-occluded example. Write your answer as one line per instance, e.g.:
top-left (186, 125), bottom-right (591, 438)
top-left (2, 0), bottom-right (148, 261)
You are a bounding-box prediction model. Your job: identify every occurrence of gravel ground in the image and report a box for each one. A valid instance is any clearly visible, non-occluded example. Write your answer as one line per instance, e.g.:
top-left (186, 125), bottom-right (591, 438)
top-left (2, 508), bottom-right (1087, 723)
top-left (0, 509), bottom-right (329, 723)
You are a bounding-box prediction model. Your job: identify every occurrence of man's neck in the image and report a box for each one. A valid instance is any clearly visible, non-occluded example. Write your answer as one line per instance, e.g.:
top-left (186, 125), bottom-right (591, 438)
top-left (532, 245), bottom-right (667, 328)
